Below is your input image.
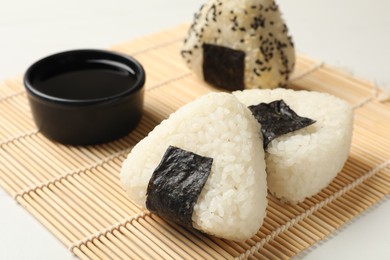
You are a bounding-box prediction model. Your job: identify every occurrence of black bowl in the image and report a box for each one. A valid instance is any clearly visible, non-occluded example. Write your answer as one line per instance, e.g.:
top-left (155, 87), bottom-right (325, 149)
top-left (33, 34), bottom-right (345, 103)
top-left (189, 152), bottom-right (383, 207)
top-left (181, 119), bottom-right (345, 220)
top-left (24, 49), bottom-right (145, 145)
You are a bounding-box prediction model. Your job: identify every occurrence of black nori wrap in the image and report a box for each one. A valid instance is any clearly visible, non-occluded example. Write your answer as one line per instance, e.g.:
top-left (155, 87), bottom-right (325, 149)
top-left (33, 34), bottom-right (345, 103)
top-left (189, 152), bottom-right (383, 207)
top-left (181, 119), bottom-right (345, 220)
top-left (202, 43), bottom-right (245, 91)
top-left (248, 100), bottom-right (316, 148)
top-left (146, 145), bottom-right (213, 228)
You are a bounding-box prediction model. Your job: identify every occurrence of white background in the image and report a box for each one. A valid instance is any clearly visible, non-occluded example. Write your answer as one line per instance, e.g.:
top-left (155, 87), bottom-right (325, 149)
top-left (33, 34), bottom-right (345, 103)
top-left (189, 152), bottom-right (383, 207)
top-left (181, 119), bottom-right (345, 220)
top-left (0, 0), bottom-right (389, 259)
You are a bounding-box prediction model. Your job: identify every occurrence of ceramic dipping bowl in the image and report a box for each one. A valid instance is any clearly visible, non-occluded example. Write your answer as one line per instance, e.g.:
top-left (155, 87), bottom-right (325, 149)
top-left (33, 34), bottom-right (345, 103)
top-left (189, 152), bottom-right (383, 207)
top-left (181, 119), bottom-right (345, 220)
top-left (24, 49), bottom-right (145, 145)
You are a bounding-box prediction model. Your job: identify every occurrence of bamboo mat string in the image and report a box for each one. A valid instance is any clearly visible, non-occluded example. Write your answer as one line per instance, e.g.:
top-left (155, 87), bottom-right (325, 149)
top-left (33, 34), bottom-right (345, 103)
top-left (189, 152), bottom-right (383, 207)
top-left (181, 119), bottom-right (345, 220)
top-left (352, 81), bottom-right (382, 109)
top-left (0, 130), bottom-right (38, 147)
top-left (14, 147), bottom-right (132, 200)
top-left (128, 37), bottom-right (184, 57)
top-left (289, 62), bottom-right (324, 82)
top-left (68, 211), bottom-right (149, 252)
top-left (289, 61), bottom-right (390, 106)
top-left (374, 81), bottom-right (390, 102)
top-left (237, 159), bottom-right (390, 259)
top-left (0, 89), bottom-right (25, 102)
top-left (146, 72), bottom-right (192, 92)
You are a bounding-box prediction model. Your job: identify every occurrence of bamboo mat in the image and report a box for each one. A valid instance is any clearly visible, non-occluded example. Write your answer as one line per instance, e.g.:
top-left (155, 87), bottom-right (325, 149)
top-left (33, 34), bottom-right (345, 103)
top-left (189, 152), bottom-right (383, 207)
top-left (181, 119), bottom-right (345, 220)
top-left (0, 24), bottom-right (389, 259)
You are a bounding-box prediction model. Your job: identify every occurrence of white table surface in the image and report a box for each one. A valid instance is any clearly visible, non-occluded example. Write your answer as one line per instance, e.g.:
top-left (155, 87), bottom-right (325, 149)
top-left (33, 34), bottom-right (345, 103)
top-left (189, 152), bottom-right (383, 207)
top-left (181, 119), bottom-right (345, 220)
top-left (1, 0), bottom-right (389, 259)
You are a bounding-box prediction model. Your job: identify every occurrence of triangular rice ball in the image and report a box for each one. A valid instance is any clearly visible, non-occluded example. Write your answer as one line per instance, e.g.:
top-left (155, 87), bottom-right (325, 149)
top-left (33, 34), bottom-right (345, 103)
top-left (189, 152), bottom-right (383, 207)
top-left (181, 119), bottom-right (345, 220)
top-left (181, 0), bottom-right (295, 90)
top-left (121, 92), bottom-right (268, 241)
top-left (234, 88), bottom-right (354, 203)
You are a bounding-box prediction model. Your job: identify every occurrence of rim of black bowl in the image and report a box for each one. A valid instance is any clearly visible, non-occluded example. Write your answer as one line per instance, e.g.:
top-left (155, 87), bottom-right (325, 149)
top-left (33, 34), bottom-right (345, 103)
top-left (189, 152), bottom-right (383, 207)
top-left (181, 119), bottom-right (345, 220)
top-left (23, 49), bottom-right (145, 105)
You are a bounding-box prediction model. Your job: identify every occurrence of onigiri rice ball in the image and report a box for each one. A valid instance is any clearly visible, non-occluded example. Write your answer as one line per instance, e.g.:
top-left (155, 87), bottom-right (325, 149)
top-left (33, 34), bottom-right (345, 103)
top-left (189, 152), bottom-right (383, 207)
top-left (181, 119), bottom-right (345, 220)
top-left (121, 92), bottom-right (268, 241)
top-left (234, 89), bottom-right (354, 203)
top-left (181, 0), bottom-right (295, 91)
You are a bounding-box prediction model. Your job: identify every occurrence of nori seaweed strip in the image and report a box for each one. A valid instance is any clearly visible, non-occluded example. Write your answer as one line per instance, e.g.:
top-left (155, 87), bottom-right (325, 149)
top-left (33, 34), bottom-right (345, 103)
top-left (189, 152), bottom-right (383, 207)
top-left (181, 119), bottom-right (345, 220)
top-left (202, 43), bottom-right (245, 91)
top-left (146, 145), bottom-right (213, 228)
top-left (248, 100), bottom-right (316, 148)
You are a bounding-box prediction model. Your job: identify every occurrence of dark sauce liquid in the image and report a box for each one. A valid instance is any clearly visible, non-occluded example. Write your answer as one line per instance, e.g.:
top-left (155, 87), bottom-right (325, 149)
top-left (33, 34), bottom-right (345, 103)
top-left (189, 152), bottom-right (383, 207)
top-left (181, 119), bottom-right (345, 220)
top-left (33, 60), bottom-right (136, 100)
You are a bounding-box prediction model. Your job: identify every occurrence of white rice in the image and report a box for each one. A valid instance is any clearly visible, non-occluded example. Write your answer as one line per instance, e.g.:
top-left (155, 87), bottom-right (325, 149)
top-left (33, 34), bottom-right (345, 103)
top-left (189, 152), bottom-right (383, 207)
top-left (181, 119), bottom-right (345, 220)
top-left (181, 0), bottom-right (295, 89)
top-left (234, 88), bottom-right (354, 203)
top-left (120, 92), bottom-right (268, 241)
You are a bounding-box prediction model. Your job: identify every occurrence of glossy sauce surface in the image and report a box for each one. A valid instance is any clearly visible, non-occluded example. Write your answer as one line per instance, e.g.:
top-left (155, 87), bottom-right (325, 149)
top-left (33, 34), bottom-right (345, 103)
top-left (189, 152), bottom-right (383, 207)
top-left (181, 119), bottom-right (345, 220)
top-left (33, 61), bottom-right (136, 100)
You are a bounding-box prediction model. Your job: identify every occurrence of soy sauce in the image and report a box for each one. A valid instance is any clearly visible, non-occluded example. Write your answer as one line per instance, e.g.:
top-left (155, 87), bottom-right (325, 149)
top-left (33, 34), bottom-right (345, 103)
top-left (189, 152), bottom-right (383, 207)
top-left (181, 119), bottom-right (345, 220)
top-left (33, 60), bottom-right (136, 100)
